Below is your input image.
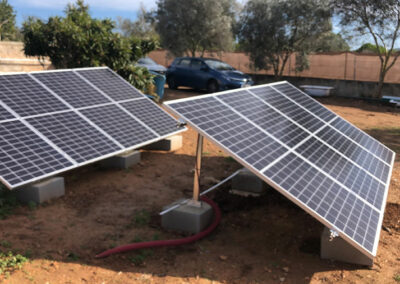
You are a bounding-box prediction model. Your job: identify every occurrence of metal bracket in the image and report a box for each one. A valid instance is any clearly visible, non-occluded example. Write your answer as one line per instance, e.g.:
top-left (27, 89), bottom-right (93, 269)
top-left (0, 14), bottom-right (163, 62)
top-left (329, 229), bottom-right (339, 241)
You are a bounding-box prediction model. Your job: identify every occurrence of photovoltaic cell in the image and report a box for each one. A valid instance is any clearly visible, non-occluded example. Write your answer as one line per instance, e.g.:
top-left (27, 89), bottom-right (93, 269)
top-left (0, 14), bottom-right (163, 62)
top-left (0, 105), bottom-right (15, 121)
top-left (0, 74), bottom-right (69, 117)
top-left (80, 104), bottom-right (157, 147)
top-left (263, 153), bottom-right (379, 253)
top-left (0, 121), bottom-right (73, 187)
top-left (0, 67), bottom-right (186, 189)
top-left (273, 83), bottom-right (336, 122)
top-left (315, 125), bottom-right (390, 183)
top-left (76, 68), bottom-right (144, 101)
top-left (27, 111), bottom-right (121, 163)
top-left (218, 90), bottom-right (309, 148)
top-left (164, 81), bottom-right (395, 258)
top-left (330, 116), bottom-right (393, 164)
top-left (32, 71), bottom-right (111, 108)
top-left (249, 86), bottom-right (325, 132)
top-left (121, 99), bottom-right (180, 136)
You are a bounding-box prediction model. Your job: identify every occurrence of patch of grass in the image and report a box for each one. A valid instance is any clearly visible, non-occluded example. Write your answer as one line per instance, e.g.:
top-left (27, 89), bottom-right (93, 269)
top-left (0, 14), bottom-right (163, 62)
top-left (132, 210), bottom-right (151, 227)
top-left (27, 201), bottom-right (37, 211)
top-left (0, 186), bottom-right (18, 220)
top-left (394, 274), bottom-right (400, 282)
top-left (224, 156), bottom-right (236, 163)
top-left (24, 250), bottom-right (32, 259)
top-left (132, 235), bottom-right (143, 243)
top-left (128, 249), bottom-right (153, 266)
top-left (0, 241), bottom-right (12, 249)
top-left (0, 251), bottom-right (29, 275)
top-left (152, 233), bottom-right (160, 241)
top-left (67, 252), bottom-right (79, 261)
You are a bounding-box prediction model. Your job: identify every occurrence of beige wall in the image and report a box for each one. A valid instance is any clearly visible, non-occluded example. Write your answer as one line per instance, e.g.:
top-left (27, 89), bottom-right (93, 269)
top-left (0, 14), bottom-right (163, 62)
top-left (0, 41), bottom-right (52, 73)
top-left (148, 50), bottom-right (400, 84)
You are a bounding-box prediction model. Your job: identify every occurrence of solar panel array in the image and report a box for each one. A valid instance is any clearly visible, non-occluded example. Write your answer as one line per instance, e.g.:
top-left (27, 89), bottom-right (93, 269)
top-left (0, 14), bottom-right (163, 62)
top-left (164, 82), bottom-right (395, 258)
top-left (0, 67), bottom-right (185, 189)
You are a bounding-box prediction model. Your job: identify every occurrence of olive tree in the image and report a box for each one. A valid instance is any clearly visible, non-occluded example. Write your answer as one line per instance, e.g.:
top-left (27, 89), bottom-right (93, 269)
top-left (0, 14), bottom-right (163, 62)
top-left (22, 0), bottom-right (157, 93)
top-left (156, 0), bottom-right (236, 57)
top-left (335, 0), bottom-right (400, 98)
top-left (0, 0), bottom-right (17, 41)
top-left (237, 0), bottom-right (332, 79)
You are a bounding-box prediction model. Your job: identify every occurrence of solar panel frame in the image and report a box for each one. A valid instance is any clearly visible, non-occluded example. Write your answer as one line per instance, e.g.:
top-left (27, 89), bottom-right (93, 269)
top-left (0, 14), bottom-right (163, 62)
top-left (164, 81), bottom-right (396, 259)
top-left (0, 67), bottom-right (187, 189)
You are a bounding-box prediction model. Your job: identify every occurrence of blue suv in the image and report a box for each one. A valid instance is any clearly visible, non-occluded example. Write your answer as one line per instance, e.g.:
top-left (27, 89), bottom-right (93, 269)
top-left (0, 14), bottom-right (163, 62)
top-left (166, 57), bottom-right (253, 93)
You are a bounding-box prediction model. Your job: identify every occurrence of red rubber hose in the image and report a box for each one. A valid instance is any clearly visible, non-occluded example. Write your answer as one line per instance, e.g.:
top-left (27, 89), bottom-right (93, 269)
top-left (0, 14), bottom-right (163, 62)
top-left (95, 196), bottom-right (221, 258)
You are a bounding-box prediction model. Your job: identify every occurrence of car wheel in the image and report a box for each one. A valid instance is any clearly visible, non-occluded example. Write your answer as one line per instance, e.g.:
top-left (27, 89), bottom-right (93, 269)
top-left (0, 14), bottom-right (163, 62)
top-left (167, 76), bottom-right (178, 90)
top-left (207, 79), bottom-right (219, 93)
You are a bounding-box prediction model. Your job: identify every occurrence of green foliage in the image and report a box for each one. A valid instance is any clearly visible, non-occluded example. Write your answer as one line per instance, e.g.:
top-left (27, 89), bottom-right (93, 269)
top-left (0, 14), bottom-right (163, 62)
top-left (156, 0), bottom-right (236, 56)
top-left (394, 274), bottom-right (400, 282)
top-left (0, 185), bottom-right (17, 220)
top-left (357, 43), bottom-right (387, 54)
top-left (335, 0), bottom-right (400, 98)
top-left (132, 209), bottom-right (151, 227)
top-left (21, 0), bottom-right (157, 94)
top-left (117, 4), bottom-right (159, 40)
top-left (313, 32), bottom-right (350, 52)
top-left (237, 0), bottom-right (332, 79)
top-left (0, 251), bottom-right (28, 275)
top-left (0, 0), bottom-right (17, 41)
top-left (67, 252), bottom-right (80, 261)
top-left (0, 241), bottom-right (11, 249)
top-left (128, 249), bottom-right (153, 266)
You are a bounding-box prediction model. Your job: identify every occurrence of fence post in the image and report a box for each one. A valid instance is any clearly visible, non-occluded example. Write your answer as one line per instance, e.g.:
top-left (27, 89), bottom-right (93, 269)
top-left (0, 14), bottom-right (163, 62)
top-left (344, 52), bottom-right (348, 80)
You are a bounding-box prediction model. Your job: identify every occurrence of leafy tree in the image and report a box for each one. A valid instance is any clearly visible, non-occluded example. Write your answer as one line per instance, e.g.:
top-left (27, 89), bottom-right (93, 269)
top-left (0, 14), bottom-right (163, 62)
top-left (117, 4), bottom-right (159, 40)
top-left (0, 0), bottom-right (17, 41)
top-left (313, 32), bottom-right (350, 52)
top-left (155, 0), bottom-right (236, 57)
top-left (237, 0), bottom-right (331, 79)
top-left (335, 0), bottom-right (400, 98)
top-left (22, 0), bottom-right (157, 94)
top-left (356, 43), bottom-right (387, 54)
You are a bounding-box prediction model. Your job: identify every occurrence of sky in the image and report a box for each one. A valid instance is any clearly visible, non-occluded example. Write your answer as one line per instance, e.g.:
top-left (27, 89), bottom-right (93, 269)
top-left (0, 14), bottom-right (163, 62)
top-left (10, 0), bottom-right (158, 26)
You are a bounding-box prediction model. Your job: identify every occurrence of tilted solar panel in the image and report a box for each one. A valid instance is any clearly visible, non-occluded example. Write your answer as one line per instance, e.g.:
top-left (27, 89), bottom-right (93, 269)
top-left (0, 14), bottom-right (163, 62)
top-left (0, 67), bottom-right (186, 189)
top-left (164, 81), bottom-right (395, 259)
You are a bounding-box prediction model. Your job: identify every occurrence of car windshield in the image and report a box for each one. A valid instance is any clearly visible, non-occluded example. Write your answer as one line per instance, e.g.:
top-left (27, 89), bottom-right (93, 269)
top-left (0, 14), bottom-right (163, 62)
top-left (138, 57), bottom-right (156, 65)
top-left (204, 60), bottom-right (234, 71)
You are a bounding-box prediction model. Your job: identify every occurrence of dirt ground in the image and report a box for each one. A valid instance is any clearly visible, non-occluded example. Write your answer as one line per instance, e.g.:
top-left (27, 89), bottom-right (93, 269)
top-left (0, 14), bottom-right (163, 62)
top-left (0, 87), bottom-right (399, 284)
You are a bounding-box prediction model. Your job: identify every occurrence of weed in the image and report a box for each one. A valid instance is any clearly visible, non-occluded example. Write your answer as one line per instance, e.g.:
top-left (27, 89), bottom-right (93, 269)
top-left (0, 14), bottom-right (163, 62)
top-left (394, 274), bottom-right (400, 282)
top-left (24, 250), bottom-right (32, 259)
top-left (0, 251), bottom-right (29, 275)
top-left (0, 241), bottom-right (11, 249)
top-left (152, 233), bottom-right (160, 241)
top-left (0, 186), bottom-right (18, 220)
top-left (202, 152), bottom-right (211, 156)
top-left (132, 210), bottom-right (150, 227)
top-left (128, 249), bottom-right (153, 266)
top-left (132, 235), bottom-right (143, 243)
top-left (67, 252), bottom-right (79, 261)
top-left (27, 201), bottom-right (37, 211)
top-left (224, 156), bottom-right (235, 163)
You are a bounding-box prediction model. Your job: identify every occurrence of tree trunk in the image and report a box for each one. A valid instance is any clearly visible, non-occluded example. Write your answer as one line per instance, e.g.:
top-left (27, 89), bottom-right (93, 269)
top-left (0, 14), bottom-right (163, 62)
top-left (374, 72), bottom-right (386, 99)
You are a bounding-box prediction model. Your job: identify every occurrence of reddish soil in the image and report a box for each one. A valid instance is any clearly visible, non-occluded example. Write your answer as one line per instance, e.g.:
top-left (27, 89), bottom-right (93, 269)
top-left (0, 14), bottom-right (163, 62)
top-left (0, 88), bottom-right (399, 284)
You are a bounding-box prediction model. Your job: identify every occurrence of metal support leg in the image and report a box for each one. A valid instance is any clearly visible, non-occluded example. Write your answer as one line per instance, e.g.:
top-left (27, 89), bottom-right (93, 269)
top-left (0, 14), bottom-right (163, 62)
top-left (189, 134), bottom-right (203, 207)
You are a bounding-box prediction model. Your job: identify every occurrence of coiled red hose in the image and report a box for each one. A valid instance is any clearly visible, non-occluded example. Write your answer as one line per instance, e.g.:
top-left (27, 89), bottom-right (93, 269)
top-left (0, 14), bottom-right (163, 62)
top-left (95, 196), bottom-right (221, 258)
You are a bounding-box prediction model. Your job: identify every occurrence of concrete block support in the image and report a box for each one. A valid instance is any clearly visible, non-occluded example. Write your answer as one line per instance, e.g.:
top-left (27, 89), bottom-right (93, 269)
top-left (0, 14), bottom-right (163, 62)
top-left (162, 200), bottom-right (213, 234)
top-left (231, 168), bottom-right (268, 196)
top-left (143, 135), bottom-right (182, 151)
top-left (320, 227), bottom-right (373, 266)
top-left (100, 150), bottom-right (141, 169)
top-left (15, 177), bottom-right (65, 204)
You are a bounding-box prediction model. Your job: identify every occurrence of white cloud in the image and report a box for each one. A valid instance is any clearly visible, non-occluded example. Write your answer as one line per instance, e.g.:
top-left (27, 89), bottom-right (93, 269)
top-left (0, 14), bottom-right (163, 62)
top-left (11, 0), bottom-right (157, 12)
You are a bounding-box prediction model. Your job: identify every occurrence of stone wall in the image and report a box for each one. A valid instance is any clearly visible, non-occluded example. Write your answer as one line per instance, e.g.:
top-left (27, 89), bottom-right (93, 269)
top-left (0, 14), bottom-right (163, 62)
top-left (0, 41), bottom-right (52, 73)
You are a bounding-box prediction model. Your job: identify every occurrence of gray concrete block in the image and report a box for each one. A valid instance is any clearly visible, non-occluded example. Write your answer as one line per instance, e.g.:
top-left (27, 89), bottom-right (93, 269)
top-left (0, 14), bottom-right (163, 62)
top-left (143, 135), bottom-right (182, 151)
top-left (162, 200), bottom-right (213, 233)
top-left (321, 227), bottom-right (373, 266)
top-left (15, 177), bottom-right (65, 204)
top-left (231, 168), bottom-right (268, 196)
top-left (100, 150), bottom-right (141, 169)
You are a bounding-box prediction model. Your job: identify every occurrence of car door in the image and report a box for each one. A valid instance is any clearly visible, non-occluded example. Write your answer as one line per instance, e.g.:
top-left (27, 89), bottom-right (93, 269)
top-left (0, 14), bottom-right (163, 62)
top-left (173, 58), bottom-right (191, 86)
top-left (188, 59), bottom-right (210, 89)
